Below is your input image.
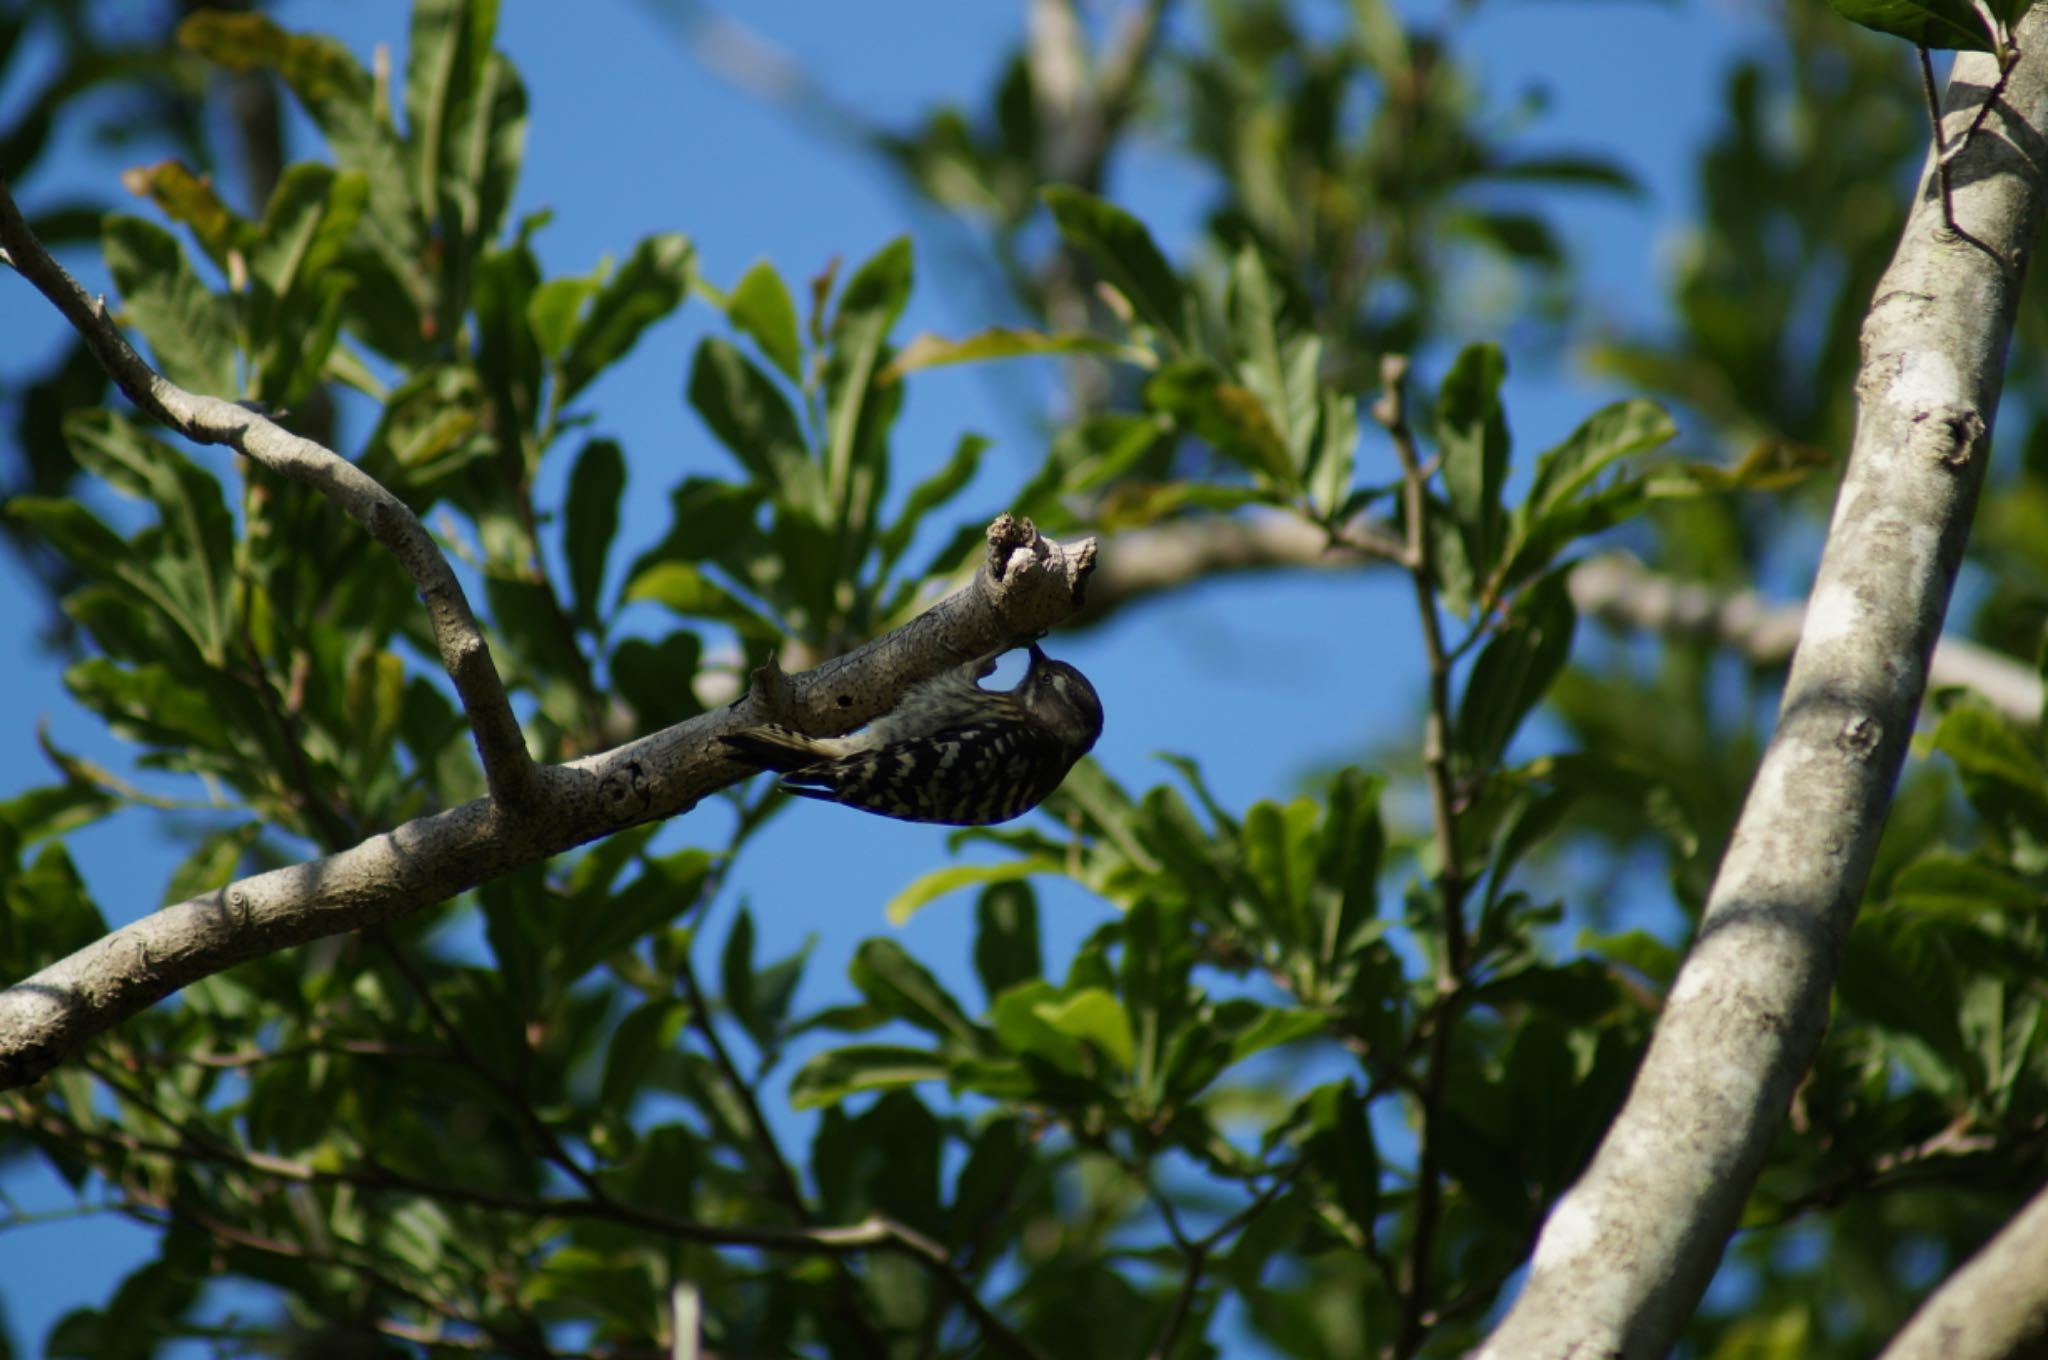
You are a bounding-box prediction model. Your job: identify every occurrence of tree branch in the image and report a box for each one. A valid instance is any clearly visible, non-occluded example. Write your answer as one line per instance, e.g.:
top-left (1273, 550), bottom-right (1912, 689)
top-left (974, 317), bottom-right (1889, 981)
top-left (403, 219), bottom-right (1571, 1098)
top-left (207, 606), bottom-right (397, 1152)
top-left (1880, 1175), bottom-right (2048, 1359)
top-left (0, 515), bottom-right (1095, 1091)
top-left (1567, 553), bottom-right (2041, 723)
top-left (0, 173), bottom-right (537, 810)
top-left (1076, 516), bottom-right (2040, 725)
top-left (1480, 17), bottom-right (2048, 1356)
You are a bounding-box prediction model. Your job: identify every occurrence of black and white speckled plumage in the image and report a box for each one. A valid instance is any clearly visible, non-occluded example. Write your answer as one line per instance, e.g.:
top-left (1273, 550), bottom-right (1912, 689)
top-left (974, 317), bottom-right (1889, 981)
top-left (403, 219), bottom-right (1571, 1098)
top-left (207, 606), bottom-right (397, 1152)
top-left (720, 644), bottom-right (1104, 825)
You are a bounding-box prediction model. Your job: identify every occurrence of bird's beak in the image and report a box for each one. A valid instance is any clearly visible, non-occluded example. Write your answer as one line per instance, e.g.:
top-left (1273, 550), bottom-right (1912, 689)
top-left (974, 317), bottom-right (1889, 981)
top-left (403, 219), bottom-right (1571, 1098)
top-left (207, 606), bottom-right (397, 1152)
top-left (1027, 642), bottom-right (1048, 664)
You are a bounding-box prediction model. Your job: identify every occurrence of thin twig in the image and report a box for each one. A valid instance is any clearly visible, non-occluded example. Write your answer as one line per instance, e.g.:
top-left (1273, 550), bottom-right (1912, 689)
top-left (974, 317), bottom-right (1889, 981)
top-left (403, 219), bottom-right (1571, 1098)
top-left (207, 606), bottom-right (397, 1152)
top-left (1146, 1248), bottom-right (1207, 1360)
top-left (1371, 353), bottom-right (1467, 1360)
top-left (1144, 1161), bottom-right (1302, 1359)
top-left (133, 1196), bottom-right (556, 1359)
top-left (1922, 47), bottom-right (1962, 236)
top-left (4, 1097), bottom-right (1055, 1360)
top-left (371, 930), bottom-right (605, 1198)
top-left (673, 934), bottom-right (894, 1356)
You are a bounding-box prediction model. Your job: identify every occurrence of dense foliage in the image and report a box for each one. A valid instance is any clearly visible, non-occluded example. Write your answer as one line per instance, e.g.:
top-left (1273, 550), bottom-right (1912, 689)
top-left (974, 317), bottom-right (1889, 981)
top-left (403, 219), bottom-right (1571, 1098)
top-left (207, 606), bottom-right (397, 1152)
top-left (5, 2), bottom-right (2048, 1357)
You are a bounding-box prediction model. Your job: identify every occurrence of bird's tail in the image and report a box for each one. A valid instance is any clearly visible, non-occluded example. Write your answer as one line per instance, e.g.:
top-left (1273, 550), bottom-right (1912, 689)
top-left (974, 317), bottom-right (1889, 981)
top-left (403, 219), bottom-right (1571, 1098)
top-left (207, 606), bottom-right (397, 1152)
top-left (720, 725), bottom-right (827, 772)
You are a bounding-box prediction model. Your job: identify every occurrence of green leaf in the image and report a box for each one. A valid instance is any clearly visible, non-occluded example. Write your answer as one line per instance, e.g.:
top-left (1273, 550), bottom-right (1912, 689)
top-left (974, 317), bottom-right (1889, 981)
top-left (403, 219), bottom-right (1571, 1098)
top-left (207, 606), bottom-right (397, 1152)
top-left (559, 233), bottom-right (694, 404)
top-left (877, 433), bottom-right (988, 579)
top-left (101, 215), bottom-right (237, 397)
top-left (2, 843), bottom-right (108, 974)
top-left (564, 438), bottom-right (625, 628)
top-left (1310, 767), bottom-right (1386, 990)
top-left (1480, 154), bottom-right (1642, 194)
top-left (527, 276), bottom-right (596, 361)
top-left (404, 0), bottom-right (498, 225)
top-left (343, 647), bottom-right (406, 786)
top-left (1031, 987), bottom-right (1135, 1072)
top-left (1038, 412), bottom-right (1174, 500)
top-left (249, 163), bottom-right (362, 291)
top-left (1094, 481), bottom-right (1268, 532)
top-left (3, 500), bottom-right (135, 589)
top-left (720, 905), bottom-right (758, 1039)
top-left (1930, 700), bottom-right (2048, 797)
top-left (245, 165), bottom-right (367, 405)
top-left (1307, 390), bottom-right (1360, 523)
top-left (687, 338), bottom-right (820, 512)
top-left (886, 856), bottom-right (1058, 926)
top-left (1043, 186), bottom-right (1188, 350)
top-left (558, 848), bottom-right (711, 978)
top-left (181, 11), bottom-right (433, 343)
top-left (621, 562), bottom-right (782, 647)
top-left (0, 782), bottom-right (118, 847)
top-left (949, 1118), bottom-right (1031, 1242)
top-left (1225, 1005), bottom-right (1326, 1066)
top-left (1826, 0), bottom-right (1998, 51)
top-left (1145, 360), bottom-right (1294, 487)
top-left (124, 161), bottom-right (245, 266)
top-left (790, 1044), bottom-right (951, 1109)
top-left (1229, 246), bottom-right (1320, 476)
top-left (473, 238), bottom-right (543, 442)
top-left (974, 881), bottom-right (1042, 1002)
top-left (1891, 854), bottom-right (2042, 917)
top-left (849, 939), bottom-right (983, 1045)
top-left (1928, 699), bottom-right (2048, 856)
top-left (988, 980), bottom-right (1089, 1075)
top-left (721, 910), bottom-right (811, 1052)
top-left (65, 658), bottom-right (231, 753)
top-left (881, 327), bottom-right (1148, 383)
top-left (726, 259), bottom-right (803, 381)
top-left (482, 575), bottom-right (586, 727)
top-left (1426, 492), bottom-right (1478, 616)
top-left (465, 54), bottom-right (528, 257)
top-left (821, 237), bottom-right (913, 556)
top-left (609, 631), bottom-right (703, 731)
top-left (1438, 344), bottom-right (1510, 586)
top-left (1106, 900), bottom-right (1178, 1090)
top-left (1298, 1082), bottom-right (1378, 1238)
top-left (1525, 400), bottom-right (1677, 518)
top-left (1500, 399), bottom-right (1676, 588)
top-left (51, 414), bottom-right (237, 662)
top-left (601, 999), bottom-right (687, 1108)
top-left (1456, 569), bottom-right (1577, 775)
top-left (1244, 796), bottom-right (1320, 949)
top-left (628, 477), bottom-right (766, 577)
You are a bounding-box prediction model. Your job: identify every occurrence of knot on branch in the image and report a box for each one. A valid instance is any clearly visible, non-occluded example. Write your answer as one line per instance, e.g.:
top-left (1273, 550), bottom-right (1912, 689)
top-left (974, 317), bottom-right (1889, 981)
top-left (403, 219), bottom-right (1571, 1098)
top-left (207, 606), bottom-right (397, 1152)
top-left (597, 759), bottom-right (655, 824)
top-left (1911, 404), bottom-right (1985, 468)
top-left (743, 653), bottom-right (798, 726)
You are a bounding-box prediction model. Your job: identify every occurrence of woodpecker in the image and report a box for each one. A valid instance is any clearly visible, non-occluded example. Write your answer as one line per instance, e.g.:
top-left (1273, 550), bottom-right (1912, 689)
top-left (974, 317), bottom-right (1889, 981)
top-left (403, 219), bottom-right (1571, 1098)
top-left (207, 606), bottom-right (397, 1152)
top-left (719, 643), bottom-right (1104, 825)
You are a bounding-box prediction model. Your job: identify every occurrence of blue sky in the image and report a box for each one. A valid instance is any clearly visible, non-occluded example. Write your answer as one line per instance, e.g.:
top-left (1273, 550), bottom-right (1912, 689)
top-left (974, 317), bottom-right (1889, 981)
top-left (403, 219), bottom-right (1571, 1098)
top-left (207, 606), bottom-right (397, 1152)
top-left (0, 0), bottom-right (1777, 1351)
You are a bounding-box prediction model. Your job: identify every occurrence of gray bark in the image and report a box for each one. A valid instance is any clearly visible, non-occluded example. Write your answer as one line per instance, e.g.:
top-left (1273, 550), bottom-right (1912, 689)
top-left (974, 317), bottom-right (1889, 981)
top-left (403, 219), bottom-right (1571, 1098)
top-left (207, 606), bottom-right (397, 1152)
top-left (1480, 25), bottom-right (2048, 1357)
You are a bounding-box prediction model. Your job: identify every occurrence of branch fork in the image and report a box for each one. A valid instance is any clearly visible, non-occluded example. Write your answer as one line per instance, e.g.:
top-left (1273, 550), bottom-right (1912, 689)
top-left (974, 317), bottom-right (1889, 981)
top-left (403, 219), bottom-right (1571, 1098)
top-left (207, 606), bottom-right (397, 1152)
top-left (0, 173), bottom-right (1098, 1090)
